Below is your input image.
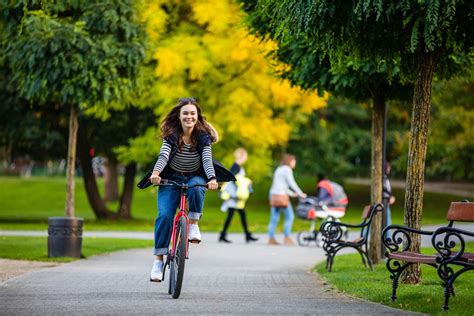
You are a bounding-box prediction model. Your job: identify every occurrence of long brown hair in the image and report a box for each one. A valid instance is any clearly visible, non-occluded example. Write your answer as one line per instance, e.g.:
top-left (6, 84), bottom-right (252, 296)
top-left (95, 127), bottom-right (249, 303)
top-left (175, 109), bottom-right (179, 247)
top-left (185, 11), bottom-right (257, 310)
top-left (160, 98), bottom-right (218, 151)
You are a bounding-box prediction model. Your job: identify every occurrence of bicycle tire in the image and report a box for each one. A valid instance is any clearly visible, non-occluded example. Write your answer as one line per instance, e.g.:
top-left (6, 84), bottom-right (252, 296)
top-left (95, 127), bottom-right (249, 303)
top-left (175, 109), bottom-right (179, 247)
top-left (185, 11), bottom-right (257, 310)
top-left (169, 216), bottom-right (187, 299)
top-left (167, 258), bottom-right (172, 294)
top-left (297, 231), bottom-right (312, 246)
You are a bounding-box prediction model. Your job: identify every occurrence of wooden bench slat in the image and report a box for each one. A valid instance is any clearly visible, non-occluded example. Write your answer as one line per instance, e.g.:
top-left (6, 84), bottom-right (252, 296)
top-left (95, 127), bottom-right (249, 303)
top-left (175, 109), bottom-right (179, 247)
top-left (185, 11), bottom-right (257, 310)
top-left (447, 202), bottom-right (474, 222)
top-left (338, 237), bottom-right (365, 246)
top-left (352, 236), bottom-right (365, 244)
top-left (388, 251), bottom-right (437, 264)
top-left (464, 254), bottom-right (474, 263)
top-left (384, 201), bottom-right (473, 311)
top-left (388, 251), bottom-right (474, 264)
top-left (452, 251), bottom-right (474, 263)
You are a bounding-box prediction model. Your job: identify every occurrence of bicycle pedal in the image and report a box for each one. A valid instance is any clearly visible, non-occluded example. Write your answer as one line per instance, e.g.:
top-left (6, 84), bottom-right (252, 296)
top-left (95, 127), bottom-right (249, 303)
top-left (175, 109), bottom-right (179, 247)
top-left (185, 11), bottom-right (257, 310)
top-left (189, 239), bottom-right (201, 244)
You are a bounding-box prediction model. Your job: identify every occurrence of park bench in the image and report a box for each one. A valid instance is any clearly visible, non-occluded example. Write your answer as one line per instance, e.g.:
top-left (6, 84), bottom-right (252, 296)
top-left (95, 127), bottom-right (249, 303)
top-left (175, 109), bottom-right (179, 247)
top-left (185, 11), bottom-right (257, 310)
top-left (320, 203), bottom-right (384, 272)
top-left (382, 201), bottom-right (473, 311)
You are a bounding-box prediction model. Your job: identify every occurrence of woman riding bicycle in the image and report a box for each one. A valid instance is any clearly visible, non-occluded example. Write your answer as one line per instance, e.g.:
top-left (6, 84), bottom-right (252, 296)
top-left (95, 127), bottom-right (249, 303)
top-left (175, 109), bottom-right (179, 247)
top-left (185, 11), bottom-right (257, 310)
top-left (148, 97), bottom-right (228, 282)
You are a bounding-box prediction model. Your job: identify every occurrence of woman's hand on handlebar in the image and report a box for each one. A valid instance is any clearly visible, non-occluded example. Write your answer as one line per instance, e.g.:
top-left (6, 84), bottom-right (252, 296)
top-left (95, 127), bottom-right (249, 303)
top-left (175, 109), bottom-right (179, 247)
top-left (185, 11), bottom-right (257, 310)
top-left (149, 171), bottom-right (161, 185)
top-left (207, 179), bottom-right (219, 190)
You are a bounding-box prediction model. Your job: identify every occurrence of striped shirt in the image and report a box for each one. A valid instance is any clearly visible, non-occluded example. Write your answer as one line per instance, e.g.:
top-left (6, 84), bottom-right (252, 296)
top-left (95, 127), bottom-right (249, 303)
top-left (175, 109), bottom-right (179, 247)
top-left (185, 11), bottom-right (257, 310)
top-left (153, 140), bottom-right (216, 179)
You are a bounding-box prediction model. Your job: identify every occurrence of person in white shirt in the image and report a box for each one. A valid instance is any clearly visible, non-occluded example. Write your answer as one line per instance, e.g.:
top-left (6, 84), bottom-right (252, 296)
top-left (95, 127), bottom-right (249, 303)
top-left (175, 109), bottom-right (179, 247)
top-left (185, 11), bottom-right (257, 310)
top-left (268, 154), bottom-right (307, 245)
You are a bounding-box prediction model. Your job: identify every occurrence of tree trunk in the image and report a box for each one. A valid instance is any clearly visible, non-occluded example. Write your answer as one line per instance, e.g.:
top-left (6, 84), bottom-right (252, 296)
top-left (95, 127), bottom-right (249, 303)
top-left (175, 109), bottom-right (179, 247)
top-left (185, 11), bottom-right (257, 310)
top-left (104, 158), bottom-right (119, 202)
top-left (369, 93), bottom-right (385, 264)
top-left (116, 107), bottom-right (141, 219)
top-left (65, 105), bottom-right (79, 217)
top-left (402, 52), bottom-right (436, 284)
top-left (117, 163), bottom-right (137, 219)
top-left (77, 121), bottom-right (114, 219)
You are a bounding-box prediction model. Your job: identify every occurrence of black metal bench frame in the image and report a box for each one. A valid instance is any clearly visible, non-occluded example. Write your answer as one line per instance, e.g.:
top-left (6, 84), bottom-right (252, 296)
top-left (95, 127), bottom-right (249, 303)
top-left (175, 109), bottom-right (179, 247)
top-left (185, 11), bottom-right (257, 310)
top-left (382, 201), bottom-right (473, 311)
top-left (320, 203), bottom-right (384, 272)
top-left (432, 224), bottom-right (474, 310)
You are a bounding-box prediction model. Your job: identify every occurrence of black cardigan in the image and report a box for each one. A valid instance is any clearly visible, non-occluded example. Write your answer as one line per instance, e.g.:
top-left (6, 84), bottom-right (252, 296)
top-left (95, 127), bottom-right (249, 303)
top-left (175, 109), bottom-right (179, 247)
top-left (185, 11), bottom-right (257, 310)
top-left (137, 133), bottom-right (235, 189)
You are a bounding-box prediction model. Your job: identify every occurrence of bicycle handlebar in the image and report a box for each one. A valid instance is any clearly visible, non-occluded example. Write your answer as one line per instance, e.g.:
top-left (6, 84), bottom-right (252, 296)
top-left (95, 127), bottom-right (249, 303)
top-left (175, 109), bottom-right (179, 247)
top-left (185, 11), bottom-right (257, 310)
top-left (154, 179), bottom-right (220, 189)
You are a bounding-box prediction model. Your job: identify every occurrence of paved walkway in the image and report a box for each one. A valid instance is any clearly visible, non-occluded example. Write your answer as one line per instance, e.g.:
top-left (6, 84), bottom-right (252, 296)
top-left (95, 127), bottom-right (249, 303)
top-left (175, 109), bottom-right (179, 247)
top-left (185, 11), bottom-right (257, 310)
top-left (2, 223), bottom-right (473, 243)
top-left (0, 232), bottom-right (420, 315)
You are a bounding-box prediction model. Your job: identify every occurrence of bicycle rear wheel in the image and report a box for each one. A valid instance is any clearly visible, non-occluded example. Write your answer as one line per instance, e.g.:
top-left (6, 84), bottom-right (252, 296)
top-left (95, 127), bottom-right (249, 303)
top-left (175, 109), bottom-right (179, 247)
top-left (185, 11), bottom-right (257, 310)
top-left (169, 216), bottom-right (187, 299)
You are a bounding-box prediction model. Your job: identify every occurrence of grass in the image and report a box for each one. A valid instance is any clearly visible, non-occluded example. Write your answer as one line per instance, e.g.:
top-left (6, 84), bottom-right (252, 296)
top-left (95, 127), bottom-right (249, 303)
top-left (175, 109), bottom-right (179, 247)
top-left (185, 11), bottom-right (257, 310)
top-left (316, 243), bottom-right (474, 315)
top-left (0, 175), bottom-right (467, 232)
top-left (0, 236), bottom-right (152, 262)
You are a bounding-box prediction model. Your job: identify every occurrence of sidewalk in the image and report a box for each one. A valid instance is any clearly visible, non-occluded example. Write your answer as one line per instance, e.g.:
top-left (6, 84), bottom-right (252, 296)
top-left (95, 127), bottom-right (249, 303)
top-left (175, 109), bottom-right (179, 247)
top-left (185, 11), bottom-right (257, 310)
top-left (3, 223), bottom-right (473, 243)
top-left (347, 178), bottom-right (474, 198)
top-left (0, 232), bottom-right (420, 315)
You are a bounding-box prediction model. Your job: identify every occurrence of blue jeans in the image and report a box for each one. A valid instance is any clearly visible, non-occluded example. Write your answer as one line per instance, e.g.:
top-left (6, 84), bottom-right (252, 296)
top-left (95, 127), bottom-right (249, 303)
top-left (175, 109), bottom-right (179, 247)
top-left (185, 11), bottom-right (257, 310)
top-left (386, 205), bottom-right (392, 227)
top-left (268, 204), bottom-right (295, 238)
top-left (154, 174), bottom-right (207, 256)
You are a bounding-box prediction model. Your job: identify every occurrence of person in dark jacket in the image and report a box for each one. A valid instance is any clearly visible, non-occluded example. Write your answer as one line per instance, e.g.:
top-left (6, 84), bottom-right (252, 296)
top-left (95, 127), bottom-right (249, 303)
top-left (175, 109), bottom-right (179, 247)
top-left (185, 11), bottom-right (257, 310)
top-left (218, 148), bottom-right (258, 243)
top-left (382, 162), bottom-right (396, 228)
top-left (148, 97), bottom-right (220, 282)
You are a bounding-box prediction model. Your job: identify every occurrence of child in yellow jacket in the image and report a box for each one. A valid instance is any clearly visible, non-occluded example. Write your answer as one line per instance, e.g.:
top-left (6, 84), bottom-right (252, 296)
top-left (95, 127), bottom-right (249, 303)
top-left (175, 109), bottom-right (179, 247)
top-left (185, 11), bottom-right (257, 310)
top-left (219, 148), bottom-right (258, 243)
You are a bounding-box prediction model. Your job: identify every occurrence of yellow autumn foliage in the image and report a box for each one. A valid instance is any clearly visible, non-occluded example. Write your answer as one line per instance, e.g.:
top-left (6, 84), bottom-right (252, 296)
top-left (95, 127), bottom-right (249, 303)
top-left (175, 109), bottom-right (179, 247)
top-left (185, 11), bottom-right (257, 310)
top-left (130, 0), bottom-right (328, 178)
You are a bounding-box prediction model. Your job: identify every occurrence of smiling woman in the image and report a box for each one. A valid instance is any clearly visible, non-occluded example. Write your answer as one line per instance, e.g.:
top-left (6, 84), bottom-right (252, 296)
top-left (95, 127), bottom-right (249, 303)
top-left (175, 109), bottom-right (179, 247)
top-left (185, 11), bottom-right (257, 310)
top-left (144, 98), bottom-right (234, 282)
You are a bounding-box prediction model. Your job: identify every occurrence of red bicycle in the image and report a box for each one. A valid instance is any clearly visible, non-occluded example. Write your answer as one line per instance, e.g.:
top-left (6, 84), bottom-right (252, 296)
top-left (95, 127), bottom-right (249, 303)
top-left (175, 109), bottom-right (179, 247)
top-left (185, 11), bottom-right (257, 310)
top-left (156, 179), bottom-right (209, 299)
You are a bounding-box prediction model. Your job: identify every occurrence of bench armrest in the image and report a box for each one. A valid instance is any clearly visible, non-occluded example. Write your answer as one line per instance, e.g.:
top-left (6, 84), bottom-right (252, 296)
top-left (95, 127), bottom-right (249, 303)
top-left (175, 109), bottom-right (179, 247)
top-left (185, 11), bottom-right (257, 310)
top-left (382, 224), bottom-right (434, 252)
top-left (432, 226), bottom-right (474, 264)
top-left (321, 220), bottom-right (367, 230)
top-left (320, 220), bottom-right (363, 242)
top-left (320, 221), bottom-right (342, 242)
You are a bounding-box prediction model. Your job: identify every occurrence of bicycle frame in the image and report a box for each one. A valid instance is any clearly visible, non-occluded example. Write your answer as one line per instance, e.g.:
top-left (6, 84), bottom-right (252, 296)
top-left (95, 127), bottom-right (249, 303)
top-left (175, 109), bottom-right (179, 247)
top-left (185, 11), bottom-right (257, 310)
top-left (153, 179), bottom-right (213, 296)
top-left (156, 180), bottom-right (209, 261)
top-left (169, 185), bottom-right (190, 260)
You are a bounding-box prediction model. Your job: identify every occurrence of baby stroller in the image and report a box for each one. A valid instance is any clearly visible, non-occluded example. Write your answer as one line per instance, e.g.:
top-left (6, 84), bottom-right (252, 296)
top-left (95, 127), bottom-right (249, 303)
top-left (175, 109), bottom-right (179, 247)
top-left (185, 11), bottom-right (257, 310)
top-left (296, 196), bottom-right (349, 247)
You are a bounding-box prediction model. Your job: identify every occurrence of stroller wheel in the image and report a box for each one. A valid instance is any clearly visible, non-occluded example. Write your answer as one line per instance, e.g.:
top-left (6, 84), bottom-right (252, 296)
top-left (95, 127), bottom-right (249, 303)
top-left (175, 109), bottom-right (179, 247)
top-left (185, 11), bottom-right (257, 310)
top-left (297, 231), bottom-right (312, 246)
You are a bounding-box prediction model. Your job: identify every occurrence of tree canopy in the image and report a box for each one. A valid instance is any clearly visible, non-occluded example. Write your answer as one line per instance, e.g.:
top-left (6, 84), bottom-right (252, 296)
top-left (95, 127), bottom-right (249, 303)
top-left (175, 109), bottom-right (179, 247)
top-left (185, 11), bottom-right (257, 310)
top-left (1, 0), bottom-right (146, 217)
top-left (115, 0), bottom-right (328, 178)
top-left (240, 0), bottom-right (412, 102)
top-left (239, 0), bottom-right (473, 270)
top-left (243, 0), bottom-right (472, 80)
top-left (3, 1), bottom-right (145, 108)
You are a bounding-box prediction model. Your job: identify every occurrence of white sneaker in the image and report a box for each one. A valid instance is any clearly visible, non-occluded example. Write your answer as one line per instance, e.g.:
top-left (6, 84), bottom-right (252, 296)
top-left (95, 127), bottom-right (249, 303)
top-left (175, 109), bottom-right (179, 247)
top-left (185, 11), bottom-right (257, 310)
top-left (150, 260), bottom-right (164, 282)
top-left (189, 224), bottom-right (202, 243)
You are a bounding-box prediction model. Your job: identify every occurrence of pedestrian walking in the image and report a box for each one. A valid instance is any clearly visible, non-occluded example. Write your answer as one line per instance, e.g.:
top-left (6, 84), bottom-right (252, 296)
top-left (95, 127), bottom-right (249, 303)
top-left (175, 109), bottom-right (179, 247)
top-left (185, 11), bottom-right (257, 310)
top-left (219, 148), bottom-right (258, 243)
top-left (382, 162), bottom-right (396, 228)
top-left (268, 153), bottom-right (307, 245)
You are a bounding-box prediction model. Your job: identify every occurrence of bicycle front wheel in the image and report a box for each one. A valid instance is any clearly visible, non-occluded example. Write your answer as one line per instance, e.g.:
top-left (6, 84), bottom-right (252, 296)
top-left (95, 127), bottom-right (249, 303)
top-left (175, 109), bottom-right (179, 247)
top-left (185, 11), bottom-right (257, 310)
top-left (169, 216), bottom-right (187, 299)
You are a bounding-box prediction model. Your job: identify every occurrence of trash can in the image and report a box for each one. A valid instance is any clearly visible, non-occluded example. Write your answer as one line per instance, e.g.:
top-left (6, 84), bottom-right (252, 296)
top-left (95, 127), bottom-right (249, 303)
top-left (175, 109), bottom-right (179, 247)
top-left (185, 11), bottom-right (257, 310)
top-left (48, 216), bottom-right (83, 258)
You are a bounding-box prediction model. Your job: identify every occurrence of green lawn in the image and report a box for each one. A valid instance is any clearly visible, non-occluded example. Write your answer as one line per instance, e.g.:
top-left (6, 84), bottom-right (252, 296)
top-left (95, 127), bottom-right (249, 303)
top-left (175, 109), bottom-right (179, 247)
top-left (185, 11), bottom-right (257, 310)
top-left (0, 235), bottom-right (152, 262)
top-left (0, 176), bottom-right (466, 232)
top-left (316, 243), bottom-right (474, 316)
